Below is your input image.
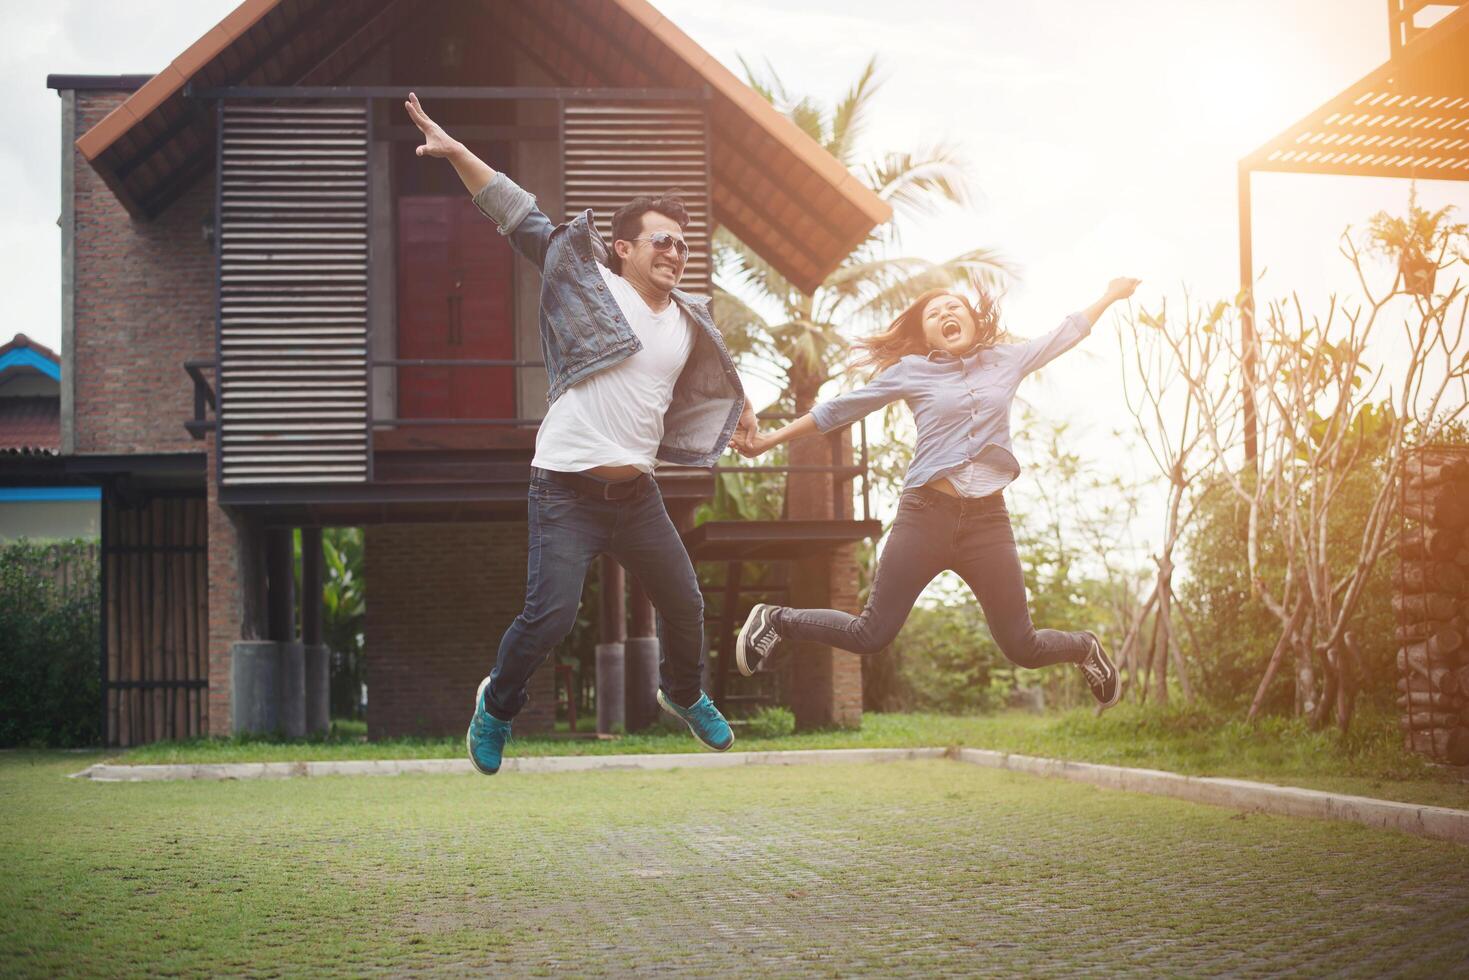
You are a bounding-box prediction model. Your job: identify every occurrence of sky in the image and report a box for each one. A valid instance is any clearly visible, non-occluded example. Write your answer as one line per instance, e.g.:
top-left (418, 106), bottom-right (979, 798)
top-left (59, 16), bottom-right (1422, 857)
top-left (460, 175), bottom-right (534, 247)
top-left (4, 0), bottom-right (1467, 556)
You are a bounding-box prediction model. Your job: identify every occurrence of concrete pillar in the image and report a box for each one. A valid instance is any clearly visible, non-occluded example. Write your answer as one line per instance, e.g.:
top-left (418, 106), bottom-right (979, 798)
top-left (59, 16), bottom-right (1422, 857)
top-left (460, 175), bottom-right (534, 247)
top-left (304, 643), bottom-right (331, 735)
top-left (596, 555), bottom-right (626, 734)
top-left (230, 640), bottom-right (280, 734)
top-left (277, 641), bottom-right (307, 738)
top-left (625, 575), bottom-right (660, 731)
top-left (229, 639), bottom-right (310, 737)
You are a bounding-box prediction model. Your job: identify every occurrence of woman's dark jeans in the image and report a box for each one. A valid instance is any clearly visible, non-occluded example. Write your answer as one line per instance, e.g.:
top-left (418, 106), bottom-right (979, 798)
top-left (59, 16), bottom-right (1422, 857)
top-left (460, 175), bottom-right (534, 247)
top-left (774, 487), bottom-right (1091, 669)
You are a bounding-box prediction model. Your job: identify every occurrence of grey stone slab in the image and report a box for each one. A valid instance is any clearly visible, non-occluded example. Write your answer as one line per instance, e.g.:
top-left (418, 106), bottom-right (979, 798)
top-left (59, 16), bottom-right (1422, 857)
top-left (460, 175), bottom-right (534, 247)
top-left (954, 748), bottom-right (1469, 844)
top-left (70, 745), bottom-right (1469, 844)
top-left (73, 747), bottom-right (947, 782)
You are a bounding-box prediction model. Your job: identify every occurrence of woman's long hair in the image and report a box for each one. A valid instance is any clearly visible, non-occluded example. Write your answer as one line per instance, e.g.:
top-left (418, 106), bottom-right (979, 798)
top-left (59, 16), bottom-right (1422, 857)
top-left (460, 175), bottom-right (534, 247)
top-left (853, 287), bottom-right (1002, 374)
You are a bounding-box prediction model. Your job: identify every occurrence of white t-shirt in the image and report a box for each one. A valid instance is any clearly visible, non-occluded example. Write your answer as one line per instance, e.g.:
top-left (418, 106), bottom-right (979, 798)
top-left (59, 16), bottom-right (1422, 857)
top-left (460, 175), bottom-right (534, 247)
top-left (531, 265), bottom-right (696, 473)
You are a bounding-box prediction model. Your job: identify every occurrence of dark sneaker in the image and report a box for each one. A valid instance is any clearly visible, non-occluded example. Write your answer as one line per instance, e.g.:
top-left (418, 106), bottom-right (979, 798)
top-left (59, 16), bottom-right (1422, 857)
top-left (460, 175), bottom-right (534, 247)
top-left (656, 690), bottom-right (734, 751)
top-left (466, 676), bottom-right (512, 774)
top-left (1078, 632), bottom-right (1120, 709)
top-left (736, 603), bottom-right (783, 677)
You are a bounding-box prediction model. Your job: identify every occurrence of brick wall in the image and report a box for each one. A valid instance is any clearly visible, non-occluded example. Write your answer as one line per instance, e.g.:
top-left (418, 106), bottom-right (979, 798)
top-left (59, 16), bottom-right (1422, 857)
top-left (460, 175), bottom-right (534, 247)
top-left (72, 90), bottom-right (214, 456)
top-left (365, 522), bottom-right (557, 738)
top-left (825, 542), bottom-right (865, 724)
top-left (206, 449), bottom-right (266, 736)
top-left (71, 89), bottom-right (224, 729)
top-left (785, 429), bottom-right (864, 729)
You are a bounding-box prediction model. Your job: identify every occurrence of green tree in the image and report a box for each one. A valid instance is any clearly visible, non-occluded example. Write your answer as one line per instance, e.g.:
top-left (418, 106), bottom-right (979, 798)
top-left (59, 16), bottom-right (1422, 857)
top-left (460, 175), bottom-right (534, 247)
top-left (714, 56), bottom-right (1012, 414)
top-left (295, 528), bottom-right (366, 719)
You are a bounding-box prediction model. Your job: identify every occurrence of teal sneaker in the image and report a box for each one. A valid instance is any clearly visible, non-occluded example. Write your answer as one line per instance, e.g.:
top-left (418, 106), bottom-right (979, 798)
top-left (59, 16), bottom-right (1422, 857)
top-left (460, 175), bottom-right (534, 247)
top-left (466, 677), bottom-right (512, 775)
top-left (656, 689), bottom-right (734, 752)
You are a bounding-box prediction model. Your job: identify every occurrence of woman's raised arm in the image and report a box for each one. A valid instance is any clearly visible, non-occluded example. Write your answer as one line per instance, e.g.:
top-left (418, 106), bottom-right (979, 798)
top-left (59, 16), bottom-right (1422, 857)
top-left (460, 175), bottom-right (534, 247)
top-left (1079, 277), bottom-right (1141, 327)
top-left (1016, 277), bottom-right (1141, 376)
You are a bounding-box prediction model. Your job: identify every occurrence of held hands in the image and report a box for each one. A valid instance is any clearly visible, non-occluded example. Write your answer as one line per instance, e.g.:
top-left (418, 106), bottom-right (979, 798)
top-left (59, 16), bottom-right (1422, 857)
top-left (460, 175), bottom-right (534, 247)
top-left (735, 430), bottom-right (777, 459)
top-left (736, 412), bottom-right (814, 458)
top-left (404, 92), bottom-right (458, 159)
top-left (729, 403), bottom-right (778, 458)
top-left (730, 403), bottom-right (762, 457)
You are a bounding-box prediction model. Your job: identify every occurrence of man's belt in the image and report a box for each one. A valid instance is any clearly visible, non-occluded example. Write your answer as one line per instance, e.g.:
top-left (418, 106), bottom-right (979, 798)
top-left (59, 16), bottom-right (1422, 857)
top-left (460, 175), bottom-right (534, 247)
top-left (533, 467), bottom-right (652, 501)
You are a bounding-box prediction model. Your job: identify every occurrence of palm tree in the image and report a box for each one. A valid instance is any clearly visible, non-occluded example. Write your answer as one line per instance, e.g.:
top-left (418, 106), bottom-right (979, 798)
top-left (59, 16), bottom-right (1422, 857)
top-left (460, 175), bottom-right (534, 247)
top-left (714, 56), bottom-right (1013, 414)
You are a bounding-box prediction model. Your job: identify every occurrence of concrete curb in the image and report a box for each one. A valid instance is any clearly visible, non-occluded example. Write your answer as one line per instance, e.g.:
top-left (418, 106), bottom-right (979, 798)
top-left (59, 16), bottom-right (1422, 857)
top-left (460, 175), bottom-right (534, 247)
top-left (954, 748), bottom-right (1469, 845)
top-left (70, 746), bottom-right (1469, 845)
top-left (71, 747), bottom-right (948, 783)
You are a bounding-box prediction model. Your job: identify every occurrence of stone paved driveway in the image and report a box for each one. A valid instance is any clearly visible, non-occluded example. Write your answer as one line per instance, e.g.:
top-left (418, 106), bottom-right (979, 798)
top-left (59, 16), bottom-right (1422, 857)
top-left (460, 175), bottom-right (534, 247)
top-left (5, 756), bottom-right (1468, 976)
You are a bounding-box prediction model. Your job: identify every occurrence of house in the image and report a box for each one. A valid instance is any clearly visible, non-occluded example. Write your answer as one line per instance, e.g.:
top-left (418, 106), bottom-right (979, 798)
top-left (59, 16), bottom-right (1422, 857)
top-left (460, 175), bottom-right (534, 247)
top-left (49, 0), bottom-right (889, 746)
top-left (0, 333), bottom-right (99, 541)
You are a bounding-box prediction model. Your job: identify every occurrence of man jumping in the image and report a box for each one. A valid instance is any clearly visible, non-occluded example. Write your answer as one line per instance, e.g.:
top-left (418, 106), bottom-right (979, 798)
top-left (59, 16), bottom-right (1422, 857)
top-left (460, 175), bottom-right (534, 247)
top-left (404, 93), bottom-right (757, 773)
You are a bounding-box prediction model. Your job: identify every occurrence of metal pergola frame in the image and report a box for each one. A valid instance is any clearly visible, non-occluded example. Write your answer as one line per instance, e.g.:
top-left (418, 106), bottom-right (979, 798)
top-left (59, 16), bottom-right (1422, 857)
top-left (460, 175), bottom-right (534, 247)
top-left (1236, 1), bottom-right (1469, 459)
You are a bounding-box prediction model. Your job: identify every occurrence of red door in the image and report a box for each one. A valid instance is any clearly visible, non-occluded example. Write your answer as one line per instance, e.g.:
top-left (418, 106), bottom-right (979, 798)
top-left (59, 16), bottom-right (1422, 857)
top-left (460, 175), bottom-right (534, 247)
top-left (396, 196), bottom-right (515, 421)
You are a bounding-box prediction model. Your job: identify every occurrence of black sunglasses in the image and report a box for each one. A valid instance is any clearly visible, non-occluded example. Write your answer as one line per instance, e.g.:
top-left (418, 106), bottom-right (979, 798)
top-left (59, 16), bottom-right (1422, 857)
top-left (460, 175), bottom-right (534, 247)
top-left (630, 232), bottom-right (689, 259)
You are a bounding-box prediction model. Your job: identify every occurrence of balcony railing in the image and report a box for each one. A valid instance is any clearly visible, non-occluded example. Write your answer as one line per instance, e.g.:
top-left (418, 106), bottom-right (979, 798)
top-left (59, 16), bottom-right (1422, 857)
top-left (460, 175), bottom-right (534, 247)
top-left (189, 351), bottom-right (873, 522)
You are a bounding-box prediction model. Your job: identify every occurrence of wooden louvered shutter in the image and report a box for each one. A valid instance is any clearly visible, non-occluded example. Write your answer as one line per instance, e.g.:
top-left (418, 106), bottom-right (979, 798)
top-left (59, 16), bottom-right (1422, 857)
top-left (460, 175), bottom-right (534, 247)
top-left (561, 102), bottom-right (712, 296)
top-left (217, 102), bottom-right (369, 486)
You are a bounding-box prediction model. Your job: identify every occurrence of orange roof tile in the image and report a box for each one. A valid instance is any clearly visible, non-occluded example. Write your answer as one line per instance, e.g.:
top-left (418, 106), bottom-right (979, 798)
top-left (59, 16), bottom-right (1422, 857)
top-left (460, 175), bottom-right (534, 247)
top-left (71, 0), bottom-right (892, 292)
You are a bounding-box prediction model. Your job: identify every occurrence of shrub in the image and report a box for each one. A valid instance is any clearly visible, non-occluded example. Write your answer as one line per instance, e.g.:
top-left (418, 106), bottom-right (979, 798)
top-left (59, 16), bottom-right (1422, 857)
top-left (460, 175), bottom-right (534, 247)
top-left (880, 600), bottom-right (1017, 714)
top-left (0, 539), bottom-right (101, 746)
top-left (1181, 467), bottom-right (1397, 715)
top-left (743, 705), bottom-right (795, 738)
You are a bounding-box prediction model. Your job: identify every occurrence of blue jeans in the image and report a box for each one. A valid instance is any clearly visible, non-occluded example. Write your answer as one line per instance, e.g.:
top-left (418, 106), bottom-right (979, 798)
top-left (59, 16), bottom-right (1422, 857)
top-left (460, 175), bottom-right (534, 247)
top-left (484, 473), bottom-right (705, 719)
top-left (773, 487), bottom-right (1090, 668)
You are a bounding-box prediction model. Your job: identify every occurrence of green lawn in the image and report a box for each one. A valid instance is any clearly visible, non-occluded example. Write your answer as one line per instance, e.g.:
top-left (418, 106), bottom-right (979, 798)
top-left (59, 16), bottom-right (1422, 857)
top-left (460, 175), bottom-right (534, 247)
top-left (3, 751), bottom-right (1467, 977)
top-left (108, 706), bottom-right (1469, 810)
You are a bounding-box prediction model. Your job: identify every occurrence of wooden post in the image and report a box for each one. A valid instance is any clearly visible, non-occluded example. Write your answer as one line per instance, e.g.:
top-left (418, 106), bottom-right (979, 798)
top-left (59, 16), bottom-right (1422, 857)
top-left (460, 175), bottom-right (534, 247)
top-left (125, 503), bottom-right (140, 745)
top-left (300, 527), bottom-right (324, 647)
top-left (182, 497), bottom-right (198, 739)
top-left (161, 500), bottom-right (172, 738)
top-left (265, 528), bottom-right (296, 643)
top-left (121, 505), bottom-right (135, 743)
top-left (629, 576), bottom-right (654, 639)
top-left (300, 526), bottom-right (330, 736)
top-left (194, 498), bottom-right (209, 735)
top-left (1238, 163), bottom-right (1259, 465)
top-left (105, 497), bottom-right (120, 746)
top-left (174, 498), bottom-right (188, 738)
top-left (714, 561), bottom-right (740, 706)
top-left (596, 554), bottom-right (626, 733)
top-left (599, 554), bottom-right (625, 645)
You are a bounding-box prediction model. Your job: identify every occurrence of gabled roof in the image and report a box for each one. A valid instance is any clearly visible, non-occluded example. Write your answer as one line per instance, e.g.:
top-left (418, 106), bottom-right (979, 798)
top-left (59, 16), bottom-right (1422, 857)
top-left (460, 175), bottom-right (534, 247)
top-left (61, 0), bottom-right (890, 294)
top-left (1242, 2), bottom-right (1469, 180)
top-left (0, 335), bottom-right (61, 455)
top-left (0, 334), bottom-right (61, 383)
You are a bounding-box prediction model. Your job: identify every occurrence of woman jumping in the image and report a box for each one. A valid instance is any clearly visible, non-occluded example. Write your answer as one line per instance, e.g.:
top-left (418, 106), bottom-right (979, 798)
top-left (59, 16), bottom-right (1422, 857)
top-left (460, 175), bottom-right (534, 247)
top-left (736, 278), bottom-right (1141, 707)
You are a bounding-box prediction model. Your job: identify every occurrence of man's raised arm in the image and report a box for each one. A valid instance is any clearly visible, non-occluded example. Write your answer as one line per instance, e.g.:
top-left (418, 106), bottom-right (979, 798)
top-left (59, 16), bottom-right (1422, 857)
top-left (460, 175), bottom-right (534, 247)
top-left (404, 91), bottom-right (553, 269)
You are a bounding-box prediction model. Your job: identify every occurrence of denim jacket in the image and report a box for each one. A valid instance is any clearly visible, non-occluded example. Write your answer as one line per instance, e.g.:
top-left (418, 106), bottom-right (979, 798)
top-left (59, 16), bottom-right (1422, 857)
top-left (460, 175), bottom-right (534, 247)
top-left (473, 173), bottom-right (745, 467)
